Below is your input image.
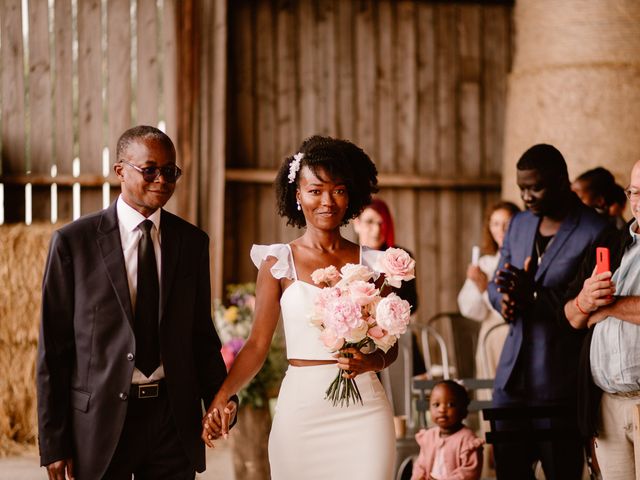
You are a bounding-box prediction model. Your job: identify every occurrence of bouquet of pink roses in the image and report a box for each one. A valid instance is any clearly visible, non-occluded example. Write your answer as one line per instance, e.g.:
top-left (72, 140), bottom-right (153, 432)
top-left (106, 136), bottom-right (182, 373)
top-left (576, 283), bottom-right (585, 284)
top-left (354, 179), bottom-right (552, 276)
top-left (310, 248), bottom-right (416, 407)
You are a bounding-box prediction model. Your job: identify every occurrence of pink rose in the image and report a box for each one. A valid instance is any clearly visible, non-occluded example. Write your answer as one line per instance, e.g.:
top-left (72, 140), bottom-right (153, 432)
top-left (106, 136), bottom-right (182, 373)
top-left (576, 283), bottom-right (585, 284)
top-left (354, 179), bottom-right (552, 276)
top-left (379, 248), bottom-right (415, 288)
top-left (220, 344), bottom-right (235, 370)
top-left (324, 297), bottom-right (363, 337)
top-left (319, 328), bottom-right (345, 351)
top-left (367, 327), bottom-right (397, 353)
top-left (311, 265), bottom-right (340, 286)
top-left (375, 293), bottom-right (411, 336)
top-left (348, 280), bottom-right (379, 306)
top-left (338, 263), bottom-right (374, 286)
top-left (367, 325), bottom-right (386, 340)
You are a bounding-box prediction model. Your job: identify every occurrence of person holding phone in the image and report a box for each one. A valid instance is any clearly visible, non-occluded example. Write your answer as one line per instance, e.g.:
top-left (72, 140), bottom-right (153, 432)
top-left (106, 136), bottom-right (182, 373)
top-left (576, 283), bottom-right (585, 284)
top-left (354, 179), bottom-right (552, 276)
top-left (487, 144), bottom-right (608, 479)
top-left (564, 159), bottom-right (640, 480)
top-left (457, 201), bottom-right (519, 382)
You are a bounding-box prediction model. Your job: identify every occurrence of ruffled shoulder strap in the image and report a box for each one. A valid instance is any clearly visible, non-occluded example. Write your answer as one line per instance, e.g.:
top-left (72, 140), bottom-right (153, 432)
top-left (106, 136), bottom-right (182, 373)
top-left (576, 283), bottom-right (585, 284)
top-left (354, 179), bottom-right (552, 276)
top-left (361, 246), bottom-right (383, 278)
top-left (250, 244), bottom-right (296, 280)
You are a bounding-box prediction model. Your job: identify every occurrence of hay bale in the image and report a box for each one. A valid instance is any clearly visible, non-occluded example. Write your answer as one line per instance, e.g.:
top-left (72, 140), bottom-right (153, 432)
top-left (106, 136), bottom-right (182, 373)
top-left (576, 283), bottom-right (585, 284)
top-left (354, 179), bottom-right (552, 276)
top-left (0, 223), bottom-right (56, 456)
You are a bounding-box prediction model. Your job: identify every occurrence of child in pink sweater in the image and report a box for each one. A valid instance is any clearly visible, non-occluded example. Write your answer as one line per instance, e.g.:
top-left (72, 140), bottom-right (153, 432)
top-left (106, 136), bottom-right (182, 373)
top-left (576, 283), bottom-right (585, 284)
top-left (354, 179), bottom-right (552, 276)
top-left (411, 380), bottom-right (484, 480)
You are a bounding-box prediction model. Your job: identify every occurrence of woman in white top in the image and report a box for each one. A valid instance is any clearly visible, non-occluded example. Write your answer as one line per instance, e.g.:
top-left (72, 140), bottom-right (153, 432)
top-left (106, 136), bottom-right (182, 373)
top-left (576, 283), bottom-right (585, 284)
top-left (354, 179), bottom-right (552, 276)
top-left (457, 201), bottom-right (519, 381)
top-left (202, 136), bottom-right (397, 479)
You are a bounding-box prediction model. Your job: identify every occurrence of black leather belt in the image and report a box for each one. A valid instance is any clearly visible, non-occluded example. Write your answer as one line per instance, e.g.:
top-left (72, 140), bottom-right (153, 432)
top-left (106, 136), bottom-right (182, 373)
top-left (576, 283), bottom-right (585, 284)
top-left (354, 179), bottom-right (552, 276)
top-left (130, 380), bottom-right (165, 399)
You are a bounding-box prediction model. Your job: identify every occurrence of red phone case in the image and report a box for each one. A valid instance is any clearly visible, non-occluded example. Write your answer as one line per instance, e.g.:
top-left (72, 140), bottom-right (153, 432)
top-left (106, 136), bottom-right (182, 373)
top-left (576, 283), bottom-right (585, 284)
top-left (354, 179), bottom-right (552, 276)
top-left (596, 247), bottom-right (610, 274)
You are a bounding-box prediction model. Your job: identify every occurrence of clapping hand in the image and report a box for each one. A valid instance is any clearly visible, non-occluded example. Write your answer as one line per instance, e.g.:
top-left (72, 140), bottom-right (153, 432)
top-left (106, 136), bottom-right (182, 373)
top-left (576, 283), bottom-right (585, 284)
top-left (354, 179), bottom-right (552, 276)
top-left (494, 258), bottom-right (534, 323)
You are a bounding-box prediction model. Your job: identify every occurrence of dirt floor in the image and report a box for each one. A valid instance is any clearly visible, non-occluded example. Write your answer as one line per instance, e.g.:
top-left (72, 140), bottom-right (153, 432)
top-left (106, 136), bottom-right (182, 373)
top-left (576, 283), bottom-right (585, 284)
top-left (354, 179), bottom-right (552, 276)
top-left (0, 440), bottom-right (235, 480)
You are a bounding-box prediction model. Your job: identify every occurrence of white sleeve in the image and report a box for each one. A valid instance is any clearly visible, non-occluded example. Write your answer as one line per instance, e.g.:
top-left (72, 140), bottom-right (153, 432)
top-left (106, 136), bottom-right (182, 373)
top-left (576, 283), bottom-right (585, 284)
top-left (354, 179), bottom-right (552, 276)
top-left (457, 278), bottom-right (489, 322)
top-left (249, 244), bottom-right (295, 280)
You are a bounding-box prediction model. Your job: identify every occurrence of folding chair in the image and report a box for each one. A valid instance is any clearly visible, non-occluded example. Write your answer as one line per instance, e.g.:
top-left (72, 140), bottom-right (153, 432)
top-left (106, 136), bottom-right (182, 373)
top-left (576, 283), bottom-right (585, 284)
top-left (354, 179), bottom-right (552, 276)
top-left (423, 311), bottom-right (482, 379)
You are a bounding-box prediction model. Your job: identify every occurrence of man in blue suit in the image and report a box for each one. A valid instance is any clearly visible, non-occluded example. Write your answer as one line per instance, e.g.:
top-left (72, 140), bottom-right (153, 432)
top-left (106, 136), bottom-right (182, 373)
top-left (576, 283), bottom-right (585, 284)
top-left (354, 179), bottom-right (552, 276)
top-left (488, 144), bottom-right (608, 479)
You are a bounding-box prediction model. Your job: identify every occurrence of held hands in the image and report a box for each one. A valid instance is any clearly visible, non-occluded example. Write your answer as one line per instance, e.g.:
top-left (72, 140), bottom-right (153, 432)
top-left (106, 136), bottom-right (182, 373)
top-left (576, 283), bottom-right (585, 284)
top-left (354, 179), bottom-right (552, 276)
top-left (576, 266), bottom-right (616, 327)
top-left (334, 347), bottom-right (384, 379)
top-left (46, 458), bottom-right (74, 480)
top-left (466, 265), bottom-right (488, 292)
top-left (494, 258), bottom-right (534, 323)
top-left (201, 396), bottom-right (238, 449)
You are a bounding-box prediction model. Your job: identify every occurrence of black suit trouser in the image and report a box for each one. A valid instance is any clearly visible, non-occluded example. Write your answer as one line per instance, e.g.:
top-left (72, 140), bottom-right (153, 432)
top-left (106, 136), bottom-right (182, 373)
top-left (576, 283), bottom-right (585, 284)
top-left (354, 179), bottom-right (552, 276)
top-left (103, 387), bottom-right (195, 480)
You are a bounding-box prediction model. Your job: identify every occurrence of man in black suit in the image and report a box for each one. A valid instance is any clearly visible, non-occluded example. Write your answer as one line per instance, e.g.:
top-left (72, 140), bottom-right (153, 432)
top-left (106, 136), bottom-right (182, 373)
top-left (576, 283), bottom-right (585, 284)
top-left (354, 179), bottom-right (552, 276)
top-left (37, 125), bottom-right (236, 479)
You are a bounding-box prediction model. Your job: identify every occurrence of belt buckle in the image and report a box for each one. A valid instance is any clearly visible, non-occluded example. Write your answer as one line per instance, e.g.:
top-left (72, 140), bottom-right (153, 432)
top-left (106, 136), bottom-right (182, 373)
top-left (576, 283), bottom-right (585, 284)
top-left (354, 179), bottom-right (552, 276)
top-left (138, 383), bottom-right (159, 399)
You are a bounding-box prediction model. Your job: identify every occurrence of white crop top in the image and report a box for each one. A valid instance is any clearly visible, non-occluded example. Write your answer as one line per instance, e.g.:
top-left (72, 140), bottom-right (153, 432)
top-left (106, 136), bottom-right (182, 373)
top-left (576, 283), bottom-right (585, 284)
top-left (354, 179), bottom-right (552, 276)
top-left (250, 243), bottom-right (383, 360)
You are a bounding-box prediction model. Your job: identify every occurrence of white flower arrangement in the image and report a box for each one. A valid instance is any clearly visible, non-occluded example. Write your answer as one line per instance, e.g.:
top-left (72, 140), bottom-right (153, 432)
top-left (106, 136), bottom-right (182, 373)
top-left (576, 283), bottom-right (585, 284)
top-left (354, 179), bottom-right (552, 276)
top-left (287, 152), bottom-right (304, 183)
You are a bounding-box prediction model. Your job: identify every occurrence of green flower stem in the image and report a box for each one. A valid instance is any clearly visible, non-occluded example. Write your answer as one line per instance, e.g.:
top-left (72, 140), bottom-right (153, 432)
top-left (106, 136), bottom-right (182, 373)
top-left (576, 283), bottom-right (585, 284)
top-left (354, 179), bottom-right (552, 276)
top-left (324, 370), bottom-right (363, 407)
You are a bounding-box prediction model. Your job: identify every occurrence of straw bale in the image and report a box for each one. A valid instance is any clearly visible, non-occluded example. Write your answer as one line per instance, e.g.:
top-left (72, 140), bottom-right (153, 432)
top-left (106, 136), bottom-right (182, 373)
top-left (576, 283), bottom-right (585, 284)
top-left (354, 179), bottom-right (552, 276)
top-left (514, 0), bottom-right (640, 72)
top-left (502, 0), bottom-right (640, 203)
top-left (0, 223), bottom-right (56, 456)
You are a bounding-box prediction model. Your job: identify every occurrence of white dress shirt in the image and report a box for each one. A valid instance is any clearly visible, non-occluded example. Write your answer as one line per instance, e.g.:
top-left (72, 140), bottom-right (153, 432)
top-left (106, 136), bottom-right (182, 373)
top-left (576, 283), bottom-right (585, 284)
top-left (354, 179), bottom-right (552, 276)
top-left (116, 195), bottom-right (165, 383)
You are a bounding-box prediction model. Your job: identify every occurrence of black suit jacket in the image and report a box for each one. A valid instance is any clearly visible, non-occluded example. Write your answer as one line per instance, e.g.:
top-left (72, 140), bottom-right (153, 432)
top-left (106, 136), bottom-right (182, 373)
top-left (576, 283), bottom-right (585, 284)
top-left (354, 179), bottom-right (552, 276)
top-left (37, 202), bottom-right (228, 478)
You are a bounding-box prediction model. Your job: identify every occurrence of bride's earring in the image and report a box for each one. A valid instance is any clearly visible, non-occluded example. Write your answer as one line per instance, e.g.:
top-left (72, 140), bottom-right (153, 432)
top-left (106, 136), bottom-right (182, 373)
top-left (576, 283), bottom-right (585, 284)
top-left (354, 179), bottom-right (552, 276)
top-left (296, 200), bottom-right (301, 211)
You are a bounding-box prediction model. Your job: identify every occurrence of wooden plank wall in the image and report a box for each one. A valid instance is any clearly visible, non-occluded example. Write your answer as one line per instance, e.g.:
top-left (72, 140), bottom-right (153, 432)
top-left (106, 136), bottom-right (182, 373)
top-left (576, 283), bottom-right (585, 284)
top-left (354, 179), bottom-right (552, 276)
top-left (0, 0), bottom-right (181, 223)
top-left (225, 0), bottom-right (513, 320)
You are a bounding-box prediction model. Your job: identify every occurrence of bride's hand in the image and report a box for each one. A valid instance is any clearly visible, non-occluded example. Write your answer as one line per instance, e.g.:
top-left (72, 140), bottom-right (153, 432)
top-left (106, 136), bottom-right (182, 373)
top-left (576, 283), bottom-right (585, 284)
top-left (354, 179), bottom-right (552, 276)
top-left (334, 347), bottom-right (383, 378)
top-left (201, 394), bottom-right (238, 448)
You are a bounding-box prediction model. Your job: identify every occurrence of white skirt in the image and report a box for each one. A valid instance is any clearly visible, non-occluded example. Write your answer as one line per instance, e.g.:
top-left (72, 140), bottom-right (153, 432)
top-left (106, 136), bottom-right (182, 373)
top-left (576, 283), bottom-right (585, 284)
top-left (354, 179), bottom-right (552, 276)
top-left (268, 364), bottom-right (395, 479)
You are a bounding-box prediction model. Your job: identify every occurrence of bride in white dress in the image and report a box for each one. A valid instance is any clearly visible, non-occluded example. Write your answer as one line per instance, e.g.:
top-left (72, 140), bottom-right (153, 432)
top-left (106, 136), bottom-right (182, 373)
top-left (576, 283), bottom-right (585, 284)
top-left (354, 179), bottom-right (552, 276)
top-left (203, 135), bottom-right (396, 479)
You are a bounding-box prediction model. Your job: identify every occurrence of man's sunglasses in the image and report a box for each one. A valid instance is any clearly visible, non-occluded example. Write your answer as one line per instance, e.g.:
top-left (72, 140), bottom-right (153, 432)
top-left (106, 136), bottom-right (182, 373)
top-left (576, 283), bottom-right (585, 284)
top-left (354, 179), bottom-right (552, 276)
top-left (121, 160), bottom-right (182, 183)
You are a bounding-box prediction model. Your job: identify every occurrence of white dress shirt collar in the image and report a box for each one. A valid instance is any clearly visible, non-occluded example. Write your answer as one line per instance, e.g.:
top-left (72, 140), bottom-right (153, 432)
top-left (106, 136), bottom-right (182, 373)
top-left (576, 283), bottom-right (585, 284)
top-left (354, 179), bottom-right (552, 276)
top-left (116, 195), bottom-right (161, 232)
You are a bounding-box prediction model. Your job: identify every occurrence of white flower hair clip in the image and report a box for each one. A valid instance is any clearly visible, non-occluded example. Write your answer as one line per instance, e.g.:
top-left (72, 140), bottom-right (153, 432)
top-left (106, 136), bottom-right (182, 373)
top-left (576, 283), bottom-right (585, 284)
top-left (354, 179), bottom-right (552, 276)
top-left (288, 152), bottom-right (304, 183)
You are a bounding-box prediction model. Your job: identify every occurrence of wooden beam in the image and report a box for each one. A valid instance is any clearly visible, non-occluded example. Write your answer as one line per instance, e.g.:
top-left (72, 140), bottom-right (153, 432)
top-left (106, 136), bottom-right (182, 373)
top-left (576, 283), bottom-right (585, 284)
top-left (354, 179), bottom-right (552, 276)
top-left (224, 168), bottom-right (501, 190)
top-left (0, 174), bottom-right (119, 187)
top-left (209, 0), bottom-right (228, 301)
top-left (2, 169), bottom-right (501, 191)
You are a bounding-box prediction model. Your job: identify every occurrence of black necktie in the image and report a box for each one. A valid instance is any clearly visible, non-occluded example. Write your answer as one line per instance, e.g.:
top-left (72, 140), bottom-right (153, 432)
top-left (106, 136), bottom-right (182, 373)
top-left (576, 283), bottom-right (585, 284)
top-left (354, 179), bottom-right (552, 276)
top-left (135, 220), bottom-right (160, 376)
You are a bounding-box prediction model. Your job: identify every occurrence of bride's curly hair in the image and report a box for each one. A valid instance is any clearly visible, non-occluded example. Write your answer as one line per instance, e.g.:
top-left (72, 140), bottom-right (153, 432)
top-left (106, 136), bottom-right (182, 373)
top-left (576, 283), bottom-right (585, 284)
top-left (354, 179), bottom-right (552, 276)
top-left (276, 135), bottom-right (378, 228)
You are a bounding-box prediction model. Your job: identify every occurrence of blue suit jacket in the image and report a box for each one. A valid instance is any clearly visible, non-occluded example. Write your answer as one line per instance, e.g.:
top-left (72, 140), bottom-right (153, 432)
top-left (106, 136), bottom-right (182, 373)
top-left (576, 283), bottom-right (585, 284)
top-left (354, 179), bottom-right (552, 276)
top-left (488, 200), bottom-right (608, 403)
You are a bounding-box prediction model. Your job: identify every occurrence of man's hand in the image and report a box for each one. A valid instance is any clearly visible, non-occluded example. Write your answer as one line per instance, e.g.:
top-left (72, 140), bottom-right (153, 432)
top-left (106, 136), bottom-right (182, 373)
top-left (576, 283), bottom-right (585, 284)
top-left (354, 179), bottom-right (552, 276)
top-left (500, 292), bottom-right (517, 323)
top-left (201, 397), bottom-right (238, 448)
top-left (46, 458), bottom-right (74, 480)
top-left (577, 266), bottom-right (616, 314)
top-left (494, 258), bottom-right (534, 322)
